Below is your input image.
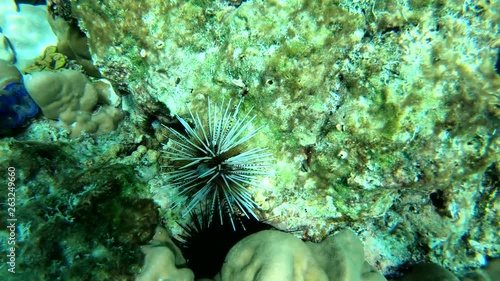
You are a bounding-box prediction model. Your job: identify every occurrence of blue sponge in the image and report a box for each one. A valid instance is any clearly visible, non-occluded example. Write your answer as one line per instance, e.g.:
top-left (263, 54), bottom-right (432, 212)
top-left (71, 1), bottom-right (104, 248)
top-left (0, 81), bottom-right (38, 129)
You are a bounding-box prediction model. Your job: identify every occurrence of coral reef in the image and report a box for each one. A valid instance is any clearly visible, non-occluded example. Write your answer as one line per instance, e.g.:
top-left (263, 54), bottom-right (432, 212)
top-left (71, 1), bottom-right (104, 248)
top-left (220, 229), bottom-right (386, 281)
top-left (66, 0), bottom-right (499, 274)
top-left (135, 227), bottom-right (500, 281)
top-left (136, 227), bottom-right (195, 281)
top-left (23, 69), bottom-right (123, 137)
top-left (0, 141), bottom-right (159, 280)
top-left (46, 8), bottom-right (101, 77)
top-left (0, 0), bottom-right (498, 279)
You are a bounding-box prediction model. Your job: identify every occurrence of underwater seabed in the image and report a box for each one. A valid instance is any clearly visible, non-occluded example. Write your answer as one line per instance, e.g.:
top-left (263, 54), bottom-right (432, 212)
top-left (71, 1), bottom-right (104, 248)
top-left (0, 0), bottom-right (499, 280)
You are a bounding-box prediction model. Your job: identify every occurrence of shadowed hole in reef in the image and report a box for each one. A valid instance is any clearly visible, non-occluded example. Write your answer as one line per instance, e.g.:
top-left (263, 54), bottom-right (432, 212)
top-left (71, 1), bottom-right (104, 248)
top-left (495, 48), bottom-right (500, 75)
top-left (174, 204), bottom-right (275, 279)
top-left (429, 189), bottom-right (445, 209)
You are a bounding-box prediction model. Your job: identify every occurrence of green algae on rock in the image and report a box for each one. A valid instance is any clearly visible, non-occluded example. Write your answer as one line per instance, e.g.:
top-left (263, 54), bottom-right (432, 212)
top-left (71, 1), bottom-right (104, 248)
top-left (0, 141), bottom-right (159, 280)
top-left (62, 0), bottom-right (499, 275)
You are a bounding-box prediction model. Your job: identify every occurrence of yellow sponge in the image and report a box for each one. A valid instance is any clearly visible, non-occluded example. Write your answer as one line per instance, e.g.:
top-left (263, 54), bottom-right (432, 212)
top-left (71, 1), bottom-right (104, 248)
top-left (136, 227), bottom-right (195, 281)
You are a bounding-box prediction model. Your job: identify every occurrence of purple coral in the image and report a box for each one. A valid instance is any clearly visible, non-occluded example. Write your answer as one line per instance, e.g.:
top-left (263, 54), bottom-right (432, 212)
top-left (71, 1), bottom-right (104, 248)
top-left (0, 81), bottom-right (38, 131)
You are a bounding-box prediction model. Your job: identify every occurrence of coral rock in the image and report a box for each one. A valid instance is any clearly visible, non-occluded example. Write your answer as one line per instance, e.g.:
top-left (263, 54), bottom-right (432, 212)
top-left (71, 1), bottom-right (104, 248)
top-left (23, 69), bottom-right (123, 137)
top-left (220, 230), bottom-right (386, 281)
top-left (136, 227), bottom-right (195, 281)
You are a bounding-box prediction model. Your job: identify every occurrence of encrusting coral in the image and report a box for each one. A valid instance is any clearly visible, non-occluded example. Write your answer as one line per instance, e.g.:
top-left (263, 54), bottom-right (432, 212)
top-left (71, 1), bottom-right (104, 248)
top-left (0, 141), bottom-right (159, 280)
top-left (135, 228), bottom-right (387, 281)
top-left (5, 0), bottom-right (498, 278)
top-left (136, 227), bottom-right (195, 281)
top-left (65, 0), bottom-right (499, 274)
top-left (23, 69), bottom-right (123, 137)
top-left (220, 229), bottom-right (386, 281)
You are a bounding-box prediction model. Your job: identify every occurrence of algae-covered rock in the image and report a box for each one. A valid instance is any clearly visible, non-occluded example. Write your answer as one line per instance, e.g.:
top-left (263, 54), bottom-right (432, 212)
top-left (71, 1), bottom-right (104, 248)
top-left (0, 141), bottom-right (159, 280)
top-left (62, 0), bottom-right (499, 275)
top-left (220, 229), bottom-right (386, 281)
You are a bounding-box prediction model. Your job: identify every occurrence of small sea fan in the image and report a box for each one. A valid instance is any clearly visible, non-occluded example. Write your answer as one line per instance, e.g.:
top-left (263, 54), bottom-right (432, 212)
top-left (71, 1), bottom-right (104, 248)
top-left (162, 98), bottom-right (272, 228)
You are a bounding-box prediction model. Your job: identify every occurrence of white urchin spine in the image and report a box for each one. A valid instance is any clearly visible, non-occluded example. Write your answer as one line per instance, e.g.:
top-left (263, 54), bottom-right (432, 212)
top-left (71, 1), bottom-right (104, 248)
top-left (162, 98), bottom-right (272, 228)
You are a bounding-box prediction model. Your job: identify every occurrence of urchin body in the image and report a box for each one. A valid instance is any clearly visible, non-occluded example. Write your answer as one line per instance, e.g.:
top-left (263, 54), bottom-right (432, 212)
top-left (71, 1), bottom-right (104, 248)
top-left (163, 98), bottom-right (272, 228)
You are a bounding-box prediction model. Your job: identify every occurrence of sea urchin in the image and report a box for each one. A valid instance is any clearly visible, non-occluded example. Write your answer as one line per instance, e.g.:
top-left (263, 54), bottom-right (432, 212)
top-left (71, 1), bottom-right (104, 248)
top-left (162, 98), bottom-right (272, 229)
